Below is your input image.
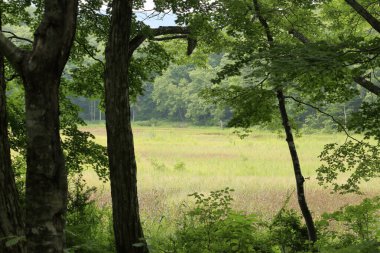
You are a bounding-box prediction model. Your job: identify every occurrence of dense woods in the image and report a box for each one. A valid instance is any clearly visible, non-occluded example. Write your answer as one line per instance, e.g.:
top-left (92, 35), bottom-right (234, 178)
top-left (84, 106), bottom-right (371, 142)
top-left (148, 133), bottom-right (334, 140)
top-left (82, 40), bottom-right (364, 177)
top-left (0, 0), bottom-right (379, 253)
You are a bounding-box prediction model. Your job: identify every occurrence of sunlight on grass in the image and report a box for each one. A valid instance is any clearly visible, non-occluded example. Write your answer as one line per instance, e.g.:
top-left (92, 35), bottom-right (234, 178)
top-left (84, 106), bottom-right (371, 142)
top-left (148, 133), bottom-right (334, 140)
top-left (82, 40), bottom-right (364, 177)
top-left (81, 125), bottom-right (379, 219)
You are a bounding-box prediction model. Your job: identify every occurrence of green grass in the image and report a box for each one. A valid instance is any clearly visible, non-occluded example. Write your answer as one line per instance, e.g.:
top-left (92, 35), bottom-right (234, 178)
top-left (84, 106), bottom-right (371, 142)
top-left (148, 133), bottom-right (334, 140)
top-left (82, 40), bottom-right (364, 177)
top-left (81, 124), bottom-right (379, 220)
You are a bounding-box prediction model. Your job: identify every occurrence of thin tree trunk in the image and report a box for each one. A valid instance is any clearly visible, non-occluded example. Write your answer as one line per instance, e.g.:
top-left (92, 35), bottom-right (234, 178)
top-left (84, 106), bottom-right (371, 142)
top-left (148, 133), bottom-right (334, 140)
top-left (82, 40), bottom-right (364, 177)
top-left (0, 7), bottom-right (25, 252)
top-left (277, 89), bottom-right (317, 242)
top-left (252, 0), bottom-right (317, 242)
top-left (105, 0), bottom-right (147, 252)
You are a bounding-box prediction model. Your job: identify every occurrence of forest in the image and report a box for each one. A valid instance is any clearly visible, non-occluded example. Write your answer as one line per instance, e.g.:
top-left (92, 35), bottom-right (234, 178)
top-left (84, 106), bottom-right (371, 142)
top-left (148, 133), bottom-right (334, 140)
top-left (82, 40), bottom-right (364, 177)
top-left (0, 0), bottom-right (379, 253)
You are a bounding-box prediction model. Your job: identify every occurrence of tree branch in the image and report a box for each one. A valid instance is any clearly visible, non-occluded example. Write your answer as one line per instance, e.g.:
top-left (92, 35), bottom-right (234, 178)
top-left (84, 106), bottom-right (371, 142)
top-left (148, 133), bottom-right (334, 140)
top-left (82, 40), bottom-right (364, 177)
top-left (285, 95), bottom-right (363, 143)
top-left (74, 39), bottom-right (105, 67)
top-left (0, 31), bottom-right (25, 72)
top-left (1, 30), bottom-right (33, 44)
top-left (289, 28), bottom-right (380, 97)
top-left (152, 35), bottom-right (188, 41)
top-left (129, 26), bottom-right (191, 57)
top-left (345, 0), bottom-right (380, 33)
top-left (353, 76), bottom-right (380, 96)
top-left (252, 0), bottom-right (274, 43)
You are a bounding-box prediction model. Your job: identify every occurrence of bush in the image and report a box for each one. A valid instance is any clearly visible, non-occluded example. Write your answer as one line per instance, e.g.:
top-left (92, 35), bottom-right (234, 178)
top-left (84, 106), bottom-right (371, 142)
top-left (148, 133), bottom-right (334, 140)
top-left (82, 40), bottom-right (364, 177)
top-left (269, 209), bottom-right (310, 253)
top-left (152, 188), bottom-right (273, 253)
top-left (65, 174), bottom-right (115, 253)
top-left (317, 197), bottom-right (380, 252)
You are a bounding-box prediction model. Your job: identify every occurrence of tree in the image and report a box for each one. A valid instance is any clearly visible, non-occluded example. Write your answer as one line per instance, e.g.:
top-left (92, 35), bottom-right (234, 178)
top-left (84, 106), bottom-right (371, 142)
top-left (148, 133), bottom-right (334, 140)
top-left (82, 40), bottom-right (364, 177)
top-left (189, 0), bottom-right (319, 242)
top-left (104, 0), bottom-right (147, 252)
top-left (0, 0), bottom-right (78, 251)
top-left (0, 4), bottom-right (24, 252)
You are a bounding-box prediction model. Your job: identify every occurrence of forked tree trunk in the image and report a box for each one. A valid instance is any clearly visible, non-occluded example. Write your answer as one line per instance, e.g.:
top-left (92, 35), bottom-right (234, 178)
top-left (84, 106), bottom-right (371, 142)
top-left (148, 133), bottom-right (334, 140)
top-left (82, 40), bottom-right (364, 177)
top-left (0, 0), bottom-right (78, 251)
top-left (105, 0), bottom-right (147, 252)
top-left (277, 90), bottom-right (317, 242)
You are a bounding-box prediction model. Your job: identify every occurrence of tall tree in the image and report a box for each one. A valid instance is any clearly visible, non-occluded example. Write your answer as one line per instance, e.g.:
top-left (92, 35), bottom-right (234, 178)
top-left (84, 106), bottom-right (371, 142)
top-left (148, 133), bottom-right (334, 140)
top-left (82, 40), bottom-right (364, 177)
top-left (0, 3), bottom-right (24, 252)
top-left (0, 0), bottom-right (78, 251)
top-left (105, 0), bottom-right (148, 252)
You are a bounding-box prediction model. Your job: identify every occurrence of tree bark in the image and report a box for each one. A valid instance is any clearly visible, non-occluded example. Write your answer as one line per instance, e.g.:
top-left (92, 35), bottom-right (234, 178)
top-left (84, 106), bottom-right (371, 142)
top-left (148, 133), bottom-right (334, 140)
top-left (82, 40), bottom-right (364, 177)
top-left (0, 6), bottom-right (25, 252)
top-left (23, 74), bottom-right (67, 253)
top-left (253, 0), bottom-right (317, 242)
top-left (345, 0), bottom-right (380, 33)
top-left (277, 90), bottom-right (317, 242)
top-left (353, 76), bottom-right (380, 96)
top-left (105, 0), bottom-right (148, 252)
top-left (0, 0), bottom-right (78, 251)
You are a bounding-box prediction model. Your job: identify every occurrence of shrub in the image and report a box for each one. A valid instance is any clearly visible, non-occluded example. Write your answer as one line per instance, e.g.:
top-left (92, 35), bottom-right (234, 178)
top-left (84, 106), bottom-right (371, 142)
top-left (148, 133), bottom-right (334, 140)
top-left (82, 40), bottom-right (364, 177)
top-left (65, 174), bottom-right (115, 253)
top-left (317, 197), bottom-right (380, 252)
top-left (269, 209), bottom-right (310, 253)
top-left (154, 188), bottom-right (274, 253)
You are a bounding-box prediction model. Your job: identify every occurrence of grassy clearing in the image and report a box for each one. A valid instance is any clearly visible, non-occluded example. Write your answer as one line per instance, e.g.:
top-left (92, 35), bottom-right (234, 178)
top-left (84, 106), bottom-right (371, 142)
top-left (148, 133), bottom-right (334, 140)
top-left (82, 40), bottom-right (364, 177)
top-left (81, 124), bottom-right (379, 221)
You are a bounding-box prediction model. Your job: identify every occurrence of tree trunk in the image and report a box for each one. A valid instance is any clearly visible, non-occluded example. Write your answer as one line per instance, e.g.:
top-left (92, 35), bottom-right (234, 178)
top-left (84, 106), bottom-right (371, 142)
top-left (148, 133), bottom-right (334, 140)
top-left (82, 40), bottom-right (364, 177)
top-left (0, 8), bottom-right (25, 252)
top-left (105, 0), bottom-right (148, 252)
top-left (277, 90), bottom-right (317, 243)
top-left (22, 72), bottom-right (67, 252)
top-left (345, 0), bottom-right (380, 33)
top-left (7, 0), bottom-right (77, 250)
top-left (0, 46), bottom-right (25, 253)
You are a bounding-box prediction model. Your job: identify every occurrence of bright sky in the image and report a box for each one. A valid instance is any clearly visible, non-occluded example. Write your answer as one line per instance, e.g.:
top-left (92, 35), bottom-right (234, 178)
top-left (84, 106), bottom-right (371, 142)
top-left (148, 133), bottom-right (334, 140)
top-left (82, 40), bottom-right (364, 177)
top-left (136, 0), bottom-right (176, 28)
top-left (144, 0), bottom-right (155, 10)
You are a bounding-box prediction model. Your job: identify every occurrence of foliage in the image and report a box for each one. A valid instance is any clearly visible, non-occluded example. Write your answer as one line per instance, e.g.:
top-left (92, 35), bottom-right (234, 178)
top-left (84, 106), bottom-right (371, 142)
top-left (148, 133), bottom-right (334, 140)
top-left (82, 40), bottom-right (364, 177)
top-left (317, 141), bottom-right (380, 193)
top-left (153, 188), bottom-right (274, 253)
top-left (6, 80), bottom-right (109, 192)
top-left (269, 209), bottom-right (310, 253)
top-left (66, 174), bottom-right (115, 253)
top-left (317, 197), bottom-right (380, 252)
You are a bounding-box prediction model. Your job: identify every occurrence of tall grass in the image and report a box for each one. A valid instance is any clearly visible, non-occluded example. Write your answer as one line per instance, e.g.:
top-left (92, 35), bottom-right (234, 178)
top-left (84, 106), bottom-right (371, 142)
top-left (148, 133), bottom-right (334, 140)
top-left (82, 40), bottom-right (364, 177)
top-left (81, 125), bottom-right (379, 220)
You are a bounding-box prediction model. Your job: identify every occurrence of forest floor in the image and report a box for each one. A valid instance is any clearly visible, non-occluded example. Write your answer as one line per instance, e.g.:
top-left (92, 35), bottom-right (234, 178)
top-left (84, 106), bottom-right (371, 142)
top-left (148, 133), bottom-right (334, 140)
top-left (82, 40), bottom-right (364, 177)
top-left (80, 123), bottom-right (379, 222)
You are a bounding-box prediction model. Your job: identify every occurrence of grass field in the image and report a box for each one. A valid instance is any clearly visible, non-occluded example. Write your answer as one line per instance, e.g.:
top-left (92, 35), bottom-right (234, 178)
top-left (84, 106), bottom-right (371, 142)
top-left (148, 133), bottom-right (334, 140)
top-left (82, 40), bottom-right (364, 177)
top-left (81, 124), bottom-right (379, 221)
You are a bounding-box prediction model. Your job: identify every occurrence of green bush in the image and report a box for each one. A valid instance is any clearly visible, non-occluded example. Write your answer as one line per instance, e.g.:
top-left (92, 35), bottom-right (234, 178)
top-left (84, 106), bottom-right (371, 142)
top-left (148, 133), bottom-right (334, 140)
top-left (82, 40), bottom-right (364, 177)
top-left (152, 188), bottom-right (273, 253)
top-left (317, 197), bottom-right (380, 252)
top-left (65, 175), bottom-right (115, 253)
top-left (269, 209), bottom-right (310, 253)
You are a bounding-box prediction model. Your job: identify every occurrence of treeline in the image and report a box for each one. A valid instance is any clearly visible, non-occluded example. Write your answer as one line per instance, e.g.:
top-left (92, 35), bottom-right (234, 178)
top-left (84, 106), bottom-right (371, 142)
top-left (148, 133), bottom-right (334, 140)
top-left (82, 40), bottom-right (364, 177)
top-left (74, 55), bottom-right (372, 132)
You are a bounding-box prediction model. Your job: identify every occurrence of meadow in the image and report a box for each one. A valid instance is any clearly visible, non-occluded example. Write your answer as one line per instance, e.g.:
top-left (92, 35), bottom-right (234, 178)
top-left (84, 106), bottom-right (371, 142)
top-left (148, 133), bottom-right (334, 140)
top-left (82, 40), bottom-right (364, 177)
top-left (81, 124), bottom-right (379, 222)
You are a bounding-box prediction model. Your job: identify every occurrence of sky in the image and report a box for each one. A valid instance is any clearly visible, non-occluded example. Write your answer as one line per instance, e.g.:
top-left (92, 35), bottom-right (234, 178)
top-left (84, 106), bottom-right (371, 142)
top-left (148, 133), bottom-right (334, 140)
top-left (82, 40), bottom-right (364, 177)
top-left (136, 0), bottom-right (177, 28)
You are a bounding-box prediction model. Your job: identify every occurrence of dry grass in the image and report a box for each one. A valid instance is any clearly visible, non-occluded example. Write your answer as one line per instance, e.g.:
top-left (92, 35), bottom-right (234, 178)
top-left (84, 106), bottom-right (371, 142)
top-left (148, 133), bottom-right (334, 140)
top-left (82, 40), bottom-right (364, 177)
top-left (81, 124), bottom-right (380, 220)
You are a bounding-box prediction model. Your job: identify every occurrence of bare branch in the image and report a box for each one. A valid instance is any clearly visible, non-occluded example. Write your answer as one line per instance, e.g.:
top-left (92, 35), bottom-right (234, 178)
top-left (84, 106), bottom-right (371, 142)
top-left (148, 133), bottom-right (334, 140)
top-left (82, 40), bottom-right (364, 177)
top-left (74, 39), bottom-right (105, 67)
top-left (285, 95), bottom-right (363, 143)
top-left (1, 30), bottom-right (33, 44)
top-left (129, 26), bottom-right (191, 57)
